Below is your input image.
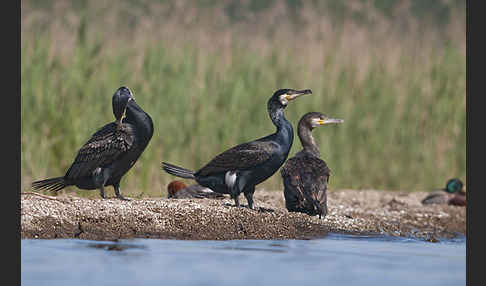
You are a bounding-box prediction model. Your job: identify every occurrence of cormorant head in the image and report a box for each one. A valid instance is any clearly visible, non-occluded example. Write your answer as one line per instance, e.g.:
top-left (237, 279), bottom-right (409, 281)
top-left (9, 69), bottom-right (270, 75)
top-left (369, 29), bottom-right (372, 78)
top-left (112, 86), bottom-right (134, 123)
top-left (300, 111), bottom-right (344, 130)
top-left (167, 180), bottom-right (187, 198)
top-left (270, 89), bottom-right (312, 108)
top-left (445, 178), bottom-right (463, 194)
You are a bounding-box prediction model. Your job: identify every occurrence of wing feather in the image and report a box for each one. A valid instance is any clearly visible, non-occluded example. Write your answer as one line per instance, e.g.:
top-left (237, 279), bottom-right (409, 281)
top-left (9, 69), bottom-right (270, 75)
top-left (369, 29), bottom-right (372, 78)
top-left (65, 123), bottom-right (134, 180)
top-left (196, 141), bottom-right (275, 176)
top-left (281, 154), bottom-right (330, 212)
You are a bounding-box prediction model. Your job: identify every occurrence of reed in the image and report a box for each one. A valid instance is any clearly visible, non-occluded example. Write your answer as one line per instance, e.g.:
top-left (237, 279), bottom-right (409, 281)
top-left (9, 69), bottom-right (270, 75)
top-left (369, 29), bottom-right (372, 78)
top-left (21, 0), bottom-right (465, 197)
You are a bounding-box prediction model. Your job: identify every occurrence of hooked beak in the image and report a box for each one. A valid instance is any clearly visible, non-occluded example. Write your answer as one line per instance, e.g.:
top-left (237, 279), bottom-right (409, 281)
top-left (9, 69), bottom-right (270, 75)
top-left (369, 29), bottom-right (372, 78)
top-left (285, 89), bottom-right (312, 101)
top-left (123, 86), bottom-right (135, 102)
top-left (317, 117), bottom-right (344, 125)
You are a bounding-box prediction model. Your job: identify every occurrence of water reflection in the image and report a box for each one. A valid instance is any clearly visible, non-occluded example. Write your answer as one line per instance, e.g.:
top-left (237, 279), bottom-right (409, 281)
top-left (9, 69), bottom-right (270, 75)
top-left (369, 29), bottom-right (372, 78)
top-left (85, 241), bottom-right (147, 252)
top-left (21, 233), bottom-right (466, 286)
top-left (213, 245), bottom-right (288, 253)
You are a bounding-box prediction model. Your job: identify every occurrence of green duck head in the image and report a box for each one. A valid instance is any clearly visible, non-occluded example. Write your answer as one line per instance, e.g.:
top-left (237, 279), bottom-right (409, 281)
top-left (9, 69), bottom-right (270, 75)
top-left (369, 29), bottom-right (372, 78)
top-left (445, 178), bottom-right (463, 194)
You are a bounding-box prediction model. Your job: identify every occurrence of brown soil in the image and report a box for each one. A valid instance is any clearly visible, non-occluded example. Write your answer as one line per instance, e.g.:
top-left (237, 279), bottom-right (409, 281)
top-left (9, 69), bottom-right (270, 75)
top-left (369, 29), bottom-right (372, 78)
top-left (21, 189), bottom-right (466, 242)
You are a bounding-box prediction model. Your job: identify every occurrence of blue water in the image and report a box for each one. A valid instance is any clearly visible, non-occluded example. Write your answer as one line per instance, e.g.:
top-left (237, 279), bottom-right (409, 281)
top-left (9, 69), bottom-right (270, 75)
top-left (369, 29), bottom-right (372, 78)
top-left (21, 234), bottom-right (466, 286)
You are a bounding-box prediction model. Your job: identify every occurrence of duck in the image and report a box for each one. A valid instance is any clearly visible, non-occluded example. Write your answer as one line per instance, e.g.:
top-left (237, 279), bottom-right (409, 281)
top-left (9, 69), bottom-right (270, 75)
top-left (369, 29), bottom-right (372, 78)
top-left (421, 178), bottom-right (466, 206)
top-left (167, 180), bottom-right (226, 199)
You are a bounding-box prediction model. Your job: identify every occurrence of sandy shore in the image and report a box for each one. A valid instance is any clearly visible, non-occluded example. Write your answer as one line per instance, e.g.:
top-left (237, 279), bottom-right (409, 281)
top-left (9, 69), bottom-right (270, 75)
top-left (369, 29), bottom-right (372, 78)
top-left (21, 189), bottom-right (466, 242)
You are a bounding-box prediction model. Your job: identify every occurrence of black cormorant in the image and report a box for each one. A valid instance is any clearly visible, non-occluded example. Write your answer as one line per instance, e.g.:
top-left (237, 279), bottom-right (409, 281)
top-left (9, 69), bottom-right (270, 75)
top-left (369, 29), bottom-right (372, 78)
top-left (280, 112), bottom-right (343, 218)
top-left (167, 180), bottom-right (226, 199)
top-left (32, 86), bottom-right (154, 200)
top-left (422, 178), bottom-right (466, 206)
top-left (162, 88), bottom-right (312, 209)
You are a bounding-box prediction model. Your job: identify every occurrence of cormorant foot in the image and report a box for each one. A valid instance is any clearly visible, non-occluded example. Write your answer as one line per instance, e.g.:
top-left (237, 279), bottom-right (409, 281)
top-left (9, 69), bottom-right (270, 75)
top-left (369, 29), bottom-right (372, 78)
top-left (234, 196), bottom-right (240, 207)
top-left (257, 207), bottom-right (275, 213)
top-left (116, 195), bottom-right (131, 201)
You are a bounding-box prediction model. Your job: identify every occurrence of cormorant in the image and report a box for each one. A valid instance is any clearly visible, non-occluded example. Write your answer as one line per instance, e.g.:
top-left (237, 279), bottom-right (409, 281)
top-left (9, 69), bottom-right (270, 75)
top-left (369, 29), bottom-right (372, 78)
top-left (31, 86), bottom-right (154, 200)
top-left (167, 180), bottom-right (225, 199)
top-left (162, 88), bottom-right (312, 209)
top-left (280, 112), bottom-right (343, 218)
top-left (422, 178), bottom-right (466, 206)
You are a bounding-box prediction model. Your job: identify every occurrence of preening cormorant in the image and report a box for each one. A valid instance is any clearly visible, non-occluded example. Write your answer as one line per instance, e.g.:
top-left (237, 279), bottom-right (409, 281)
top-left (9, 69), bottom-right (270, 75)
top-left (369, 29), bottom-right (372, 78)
top-left (280, 112), bottom-right (343, 218)
top-left (162, 89), bottom-right (312, 209)
top-left (32, 86), bottom-right (154, 200)
top-left (167, 180), bottom-right (226, 199)
top-left (422, 178), bottom-right (466, 206)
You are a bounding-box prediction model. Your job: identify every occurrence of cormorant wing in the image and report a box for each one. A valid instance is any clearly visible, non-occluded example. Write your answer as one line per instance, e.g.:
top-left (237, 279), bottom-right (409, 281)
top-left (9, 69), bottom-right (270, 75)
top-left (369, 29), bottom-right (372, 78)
top-left (303, 156), bottom-right (330, 204)
top-left (281, 155), bottom-right (330, 207)
top-left (65, 122), bottom-right (134, 180)
top-left (196, 141), bottom-right (275, 176)
top-left (281, 168), bottom-right (307, 210)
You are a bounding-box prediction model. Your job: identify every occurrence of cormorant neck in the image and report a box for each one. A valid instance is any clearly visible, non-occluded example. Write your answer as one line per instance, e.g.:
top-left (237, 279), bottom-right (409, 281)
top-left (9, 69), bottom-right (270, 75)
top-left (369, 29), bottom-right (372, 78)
top-left (115, 118), bottom-right (123, 129)
top-left (298, 125), bottom-right (320, 158)
top-left (125, 100), bottom-right (154, 141)
top-left (268, 103), bottom-right (293, 150)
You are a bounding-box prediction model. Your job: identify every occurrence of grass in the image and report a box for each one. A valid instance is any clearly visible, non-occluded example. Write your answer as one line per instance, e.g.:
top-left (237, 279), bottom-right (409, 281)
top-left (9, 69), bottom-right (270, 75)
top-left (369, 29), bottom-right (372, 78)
top-left (21, 0), bottom-right (466, 198)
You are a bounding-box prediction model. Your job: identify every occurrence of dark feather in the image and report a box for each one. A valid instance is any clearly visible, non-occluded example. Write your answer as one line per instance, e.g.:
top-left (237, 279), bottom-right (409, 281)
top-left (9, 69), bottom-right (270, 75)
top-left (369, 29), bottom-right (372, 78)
top-left (281, 153), bottom-right (330, 215)
top-left (421, 191), bottom-right (450, 205)
top-left (65, 122), bottom-right (134, 180)
top-left (172, 184), bottom-right (226, 199)
top-left (196, 141), bottom-right (275, 176)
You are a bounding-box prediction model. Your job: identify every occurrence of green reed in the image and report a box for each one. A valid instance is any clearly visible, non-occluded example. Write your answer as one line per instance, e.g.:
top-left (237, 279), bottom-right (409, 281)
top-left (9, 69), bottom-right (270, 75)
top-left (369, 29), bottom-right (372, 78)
top-left (21, 2), bottom-right (465, 197)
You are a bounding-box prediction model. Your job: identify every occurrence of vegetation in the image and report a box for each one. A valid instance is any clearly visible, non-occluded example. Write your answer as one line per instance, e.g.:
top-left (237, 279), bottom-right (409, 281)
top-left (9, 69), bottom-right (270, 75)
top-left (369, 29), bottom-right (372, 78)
top-left (21, 0), bottom-right (465, 197)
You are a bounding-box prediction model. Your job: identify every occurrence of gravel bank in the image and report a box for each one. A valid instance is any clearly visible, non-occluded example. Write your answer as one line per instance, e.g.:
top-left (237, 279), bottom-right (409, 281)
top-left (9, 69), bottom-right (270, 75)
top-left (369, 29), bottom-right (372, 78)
top-left (21, 189), bottom-right (465, 242)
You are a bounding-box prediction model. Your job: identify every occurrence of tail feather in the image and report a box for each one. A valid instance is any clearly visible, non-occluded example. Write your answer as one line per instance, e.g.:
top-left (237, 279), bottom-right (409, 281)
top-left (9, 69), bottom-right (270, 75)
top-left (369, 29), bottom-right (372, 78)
top-left (162, 162), bottom-right (195, 179)
top-left (32, 177), bottom-right (67, 193)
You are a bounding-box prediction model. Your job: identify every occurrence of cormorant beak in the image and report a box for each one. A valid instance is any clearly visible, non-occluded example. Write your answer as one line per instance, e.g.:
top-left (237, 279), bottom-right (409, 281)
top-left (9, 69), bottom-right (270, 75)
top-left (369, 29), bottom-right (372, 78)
top-left (316, 117), bottom-right (344, 125)
top-left (123, 87), bottom-right (135, 103)
top-left (121, 96), bottom-right (134, 116)
top-left (285, 89), bottom-right (312, 101)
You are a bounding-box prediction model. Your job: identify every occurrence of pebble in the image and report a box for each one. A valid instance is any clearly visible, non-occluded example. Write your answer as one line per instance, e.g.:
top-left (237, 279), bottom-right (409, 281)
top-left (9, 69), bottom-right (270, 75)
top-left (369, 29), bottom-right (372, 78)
top-left (20, 189), bottom-right (465, 242)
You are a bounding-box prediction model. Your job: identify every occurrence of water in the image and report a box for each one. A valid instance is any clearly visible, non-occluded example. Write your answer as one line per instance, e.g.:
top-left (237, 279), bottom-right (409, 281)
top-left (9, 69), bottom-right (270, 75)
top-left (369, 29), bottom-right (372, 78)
top-left (21, 233), bottom-right (466, 286)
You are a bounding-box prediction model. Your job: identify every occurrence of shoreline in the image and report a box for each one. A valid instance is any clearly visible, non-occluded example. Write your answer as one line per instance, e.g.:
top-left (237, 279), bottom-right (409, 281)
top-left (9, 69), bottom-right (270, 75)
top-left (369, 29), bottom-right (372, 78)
top-left (21, 189), bottom-right (465, 242)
